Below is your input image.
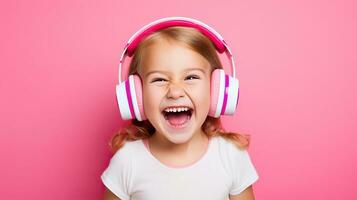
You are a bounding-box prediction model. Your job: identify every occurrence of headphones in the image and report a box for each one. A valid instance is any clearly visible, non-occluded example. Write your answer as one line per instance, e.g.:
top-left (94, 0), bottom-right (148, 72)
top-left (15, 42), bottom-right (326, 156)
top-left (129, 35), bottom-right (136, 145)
top-left (116, 16), bottom-right (240, 121)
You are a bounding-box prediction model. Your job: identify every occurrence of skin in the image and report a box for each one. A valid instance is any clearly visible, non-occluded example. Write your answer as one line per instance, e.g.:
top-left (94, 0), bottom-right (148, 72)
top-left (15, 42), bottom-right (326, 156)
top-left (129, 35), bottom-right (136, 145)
top-left (104, 39), bottom-right (255, 200)
top-left (137, 39), bottom-right (212, 166)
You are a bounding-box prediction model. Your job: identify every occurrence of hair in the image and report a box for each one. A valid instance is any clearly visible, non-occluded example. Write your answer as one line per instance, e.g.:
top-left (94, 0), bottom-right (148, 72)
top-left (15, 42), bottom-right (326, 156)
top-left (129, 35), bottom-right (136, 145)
top-left (108, 26), bottom-right (251, 154)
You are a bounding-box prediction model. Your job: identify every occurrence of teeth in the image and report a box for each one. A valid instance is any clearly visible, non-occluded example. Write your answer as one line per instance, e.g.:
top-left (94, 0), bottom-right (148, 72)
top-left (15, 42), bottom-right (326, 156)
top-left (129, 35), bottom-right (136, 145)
top-left (164, 107), bottom-right (190, 113)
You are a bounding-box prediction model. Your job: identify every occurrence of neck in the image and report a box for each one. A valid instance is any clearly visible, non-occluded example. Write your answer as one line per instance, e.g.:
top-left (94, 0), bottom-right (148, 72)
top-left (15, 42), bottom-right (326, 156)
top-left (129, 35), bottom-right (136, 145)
top-left (149, 130), bottom-right (209, 156)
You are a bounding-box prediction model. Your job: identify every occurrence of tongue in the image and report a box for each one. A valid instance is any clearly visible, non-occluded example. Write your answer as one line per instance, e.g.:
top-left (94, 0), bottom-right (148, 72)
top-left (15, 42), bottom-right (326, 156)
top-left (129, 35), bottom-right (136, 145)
top-left (166, 112), bottom-right (189, 125)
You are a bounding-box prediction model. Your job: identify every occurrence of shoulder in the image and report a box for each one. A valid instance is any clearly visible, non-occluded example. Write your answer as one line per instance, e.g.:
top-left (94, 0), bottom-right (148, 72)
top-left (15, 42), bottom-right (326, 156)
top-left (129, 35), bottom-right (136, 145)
top-left (102, 140), bottom-right (143, 200)
top-left (216, 136), bottom-right (248, 157)
top-left (110, 139), bottom-right (142, 165)
top-left (215, 136), bottom-right (259, 195)
top-left (215, 136), bottom-right (254, 170)
top-left (102, 140), bottom-right (143, 184)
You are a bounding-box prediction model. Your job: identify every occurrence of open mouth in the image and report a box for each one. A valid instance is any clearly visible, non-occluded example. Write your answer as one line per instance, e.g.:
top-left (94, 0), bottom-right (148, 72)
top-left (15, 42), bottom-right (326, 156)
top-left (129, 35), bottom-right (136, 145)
top-left (161, 107), bottom-right (193, 128)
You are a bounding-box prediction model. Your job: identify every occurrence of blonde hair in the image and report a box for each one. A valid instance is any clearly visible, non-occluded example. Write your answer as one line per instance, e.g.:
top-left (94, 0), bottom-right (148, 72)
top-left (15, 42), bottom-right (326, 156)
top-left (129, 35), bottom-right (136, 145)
top-left (109, 26), bottom-right (250, 154)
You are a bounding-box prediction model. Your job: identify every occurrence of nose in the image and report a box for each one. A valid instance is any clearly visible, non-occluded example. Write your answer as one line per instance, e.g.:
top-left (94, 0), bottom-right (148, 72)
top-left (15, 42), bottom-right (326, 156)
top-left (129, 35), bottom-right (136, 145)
top-left (166, 82), bottom-right (185, 99)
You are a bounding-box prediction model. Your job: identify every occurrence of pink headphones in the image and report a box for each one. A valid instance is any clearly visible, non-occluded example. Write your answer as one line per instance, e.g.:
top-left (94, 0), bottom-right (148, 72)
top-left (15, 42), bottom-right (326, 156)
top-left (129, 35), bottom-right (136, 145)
top-left (116, 16), bottom-right (240, 121)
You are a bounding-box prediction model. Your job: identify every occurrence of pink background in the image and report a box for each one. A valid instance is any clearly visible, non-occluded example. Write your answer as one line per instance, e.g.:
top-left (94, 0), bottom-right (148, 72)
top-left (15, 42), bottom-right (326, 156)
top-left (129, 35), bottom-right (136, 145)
top-left (1, 0), bottom-right (356, 199)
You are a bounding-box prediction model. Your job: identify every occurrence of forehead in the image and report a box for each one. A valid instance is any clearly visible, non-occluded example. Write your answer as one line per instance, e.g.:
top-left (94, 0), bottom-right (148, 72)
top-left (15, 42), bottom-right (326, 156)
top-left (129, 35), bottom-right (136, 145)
top-left (138, 40), bottom-right (210, 76)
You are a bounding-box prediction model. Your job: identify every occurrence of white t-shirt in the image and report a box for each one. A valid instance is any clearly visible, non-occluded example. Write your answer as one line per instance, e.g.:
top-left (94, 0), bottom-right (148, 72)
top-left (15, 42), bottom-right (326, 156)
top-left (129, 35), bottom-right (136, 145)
top-left (101, 136), bottom-right (259, 200)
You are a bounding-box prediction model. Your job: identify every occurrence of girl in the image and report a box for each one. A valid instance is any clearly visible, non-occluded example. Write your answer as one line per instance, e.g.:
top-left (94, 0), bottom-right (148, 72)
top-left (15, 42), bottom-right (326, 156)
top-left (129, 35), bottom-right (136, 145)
top-left (101, 17), bottom-right (259, 200)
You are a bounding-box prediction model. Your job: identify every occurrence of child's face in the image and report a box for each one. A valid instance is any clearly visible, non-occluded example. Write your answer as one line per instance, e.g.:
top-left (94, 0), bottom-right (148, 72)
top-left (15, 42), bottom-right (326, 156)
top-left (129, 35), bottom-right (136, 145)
top-left (137, 39), bottom-right (212, 145)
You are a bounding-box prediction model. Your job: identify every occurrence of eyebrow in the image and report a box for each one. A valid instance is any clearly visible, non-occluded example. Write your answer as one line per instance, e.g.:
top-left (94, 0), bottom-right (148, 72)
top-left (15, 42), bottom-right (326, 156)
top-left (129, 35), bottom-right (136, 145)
top-left (145, 67), bottom-right (207, 78)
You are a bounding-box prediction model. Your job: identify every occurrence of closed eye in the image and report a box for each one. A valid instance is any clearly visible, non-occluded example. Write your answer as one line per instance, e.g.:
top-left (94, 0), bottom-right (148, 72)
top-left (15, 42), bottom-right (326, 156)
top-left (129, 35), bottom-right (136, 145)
top-left (151, 78), bottom-right (167, 83)
top-left (185, 75), bottom-right (200, 80)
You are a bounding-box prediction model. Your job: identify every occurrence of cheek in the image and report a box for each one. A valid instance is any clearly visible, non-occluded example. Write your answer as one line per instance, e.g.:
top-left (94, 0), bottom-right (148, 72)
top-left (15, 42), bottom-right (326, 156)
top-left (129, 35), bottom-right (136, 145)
top-left (190, 81), bottom-right (211, 106)
top-left (142, 85), bottom-right (163, 113)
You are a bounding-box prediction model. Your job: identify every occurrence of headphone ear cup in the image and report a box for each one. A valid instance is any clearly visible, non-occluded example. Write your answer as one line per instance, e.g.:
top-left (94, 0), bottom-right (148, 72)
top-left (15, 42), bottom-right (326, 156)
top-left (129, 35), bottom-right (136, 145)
top-left (224, 75), bottom-right (239, 115)
top-left (115, 74), bottom-right (146, 121)
top-left (116, 80), bottom-right (132, 120)
top-left (209, 69), bottom-right (223, 117)
top-left (132, 75), bottom-right (146, 121)
top-left (209, 69), bottom-right (240, 117)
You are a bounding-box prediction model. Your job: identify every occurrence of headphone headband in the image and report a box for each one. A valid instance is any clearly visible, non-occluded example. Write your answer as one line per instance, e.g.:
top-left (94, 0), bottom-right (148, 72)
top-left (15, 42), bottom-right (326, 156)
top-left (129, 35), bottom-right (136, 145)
top-left (118, 16), bottom-right (236, 83)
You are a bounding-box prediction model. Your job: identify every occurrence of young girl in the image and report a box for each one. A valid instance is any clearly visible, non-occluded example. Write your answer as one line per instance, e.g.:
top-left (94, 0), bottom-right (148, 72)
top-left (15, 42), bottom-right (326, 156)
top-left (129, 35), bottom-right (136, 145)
top-left (101, 17), bottom-right (259, 200)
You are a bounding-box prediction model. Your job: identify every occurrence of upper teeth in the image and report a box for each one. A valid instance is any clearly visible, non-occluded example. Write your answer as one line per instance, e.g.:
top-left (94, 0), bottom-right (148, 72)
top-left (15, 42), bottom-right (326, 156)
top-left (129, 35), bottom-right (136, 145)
top-left (164, 107), bottom-right (190, 113)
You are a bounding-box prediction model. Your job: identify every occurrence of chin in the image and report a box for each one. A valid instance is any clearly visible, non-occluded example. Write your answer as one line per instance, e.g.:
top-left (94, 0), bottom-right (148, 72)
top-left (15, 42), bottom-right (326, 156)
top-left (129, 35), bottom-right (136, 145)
top-left (159, 124), bottom-right (201, 145)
